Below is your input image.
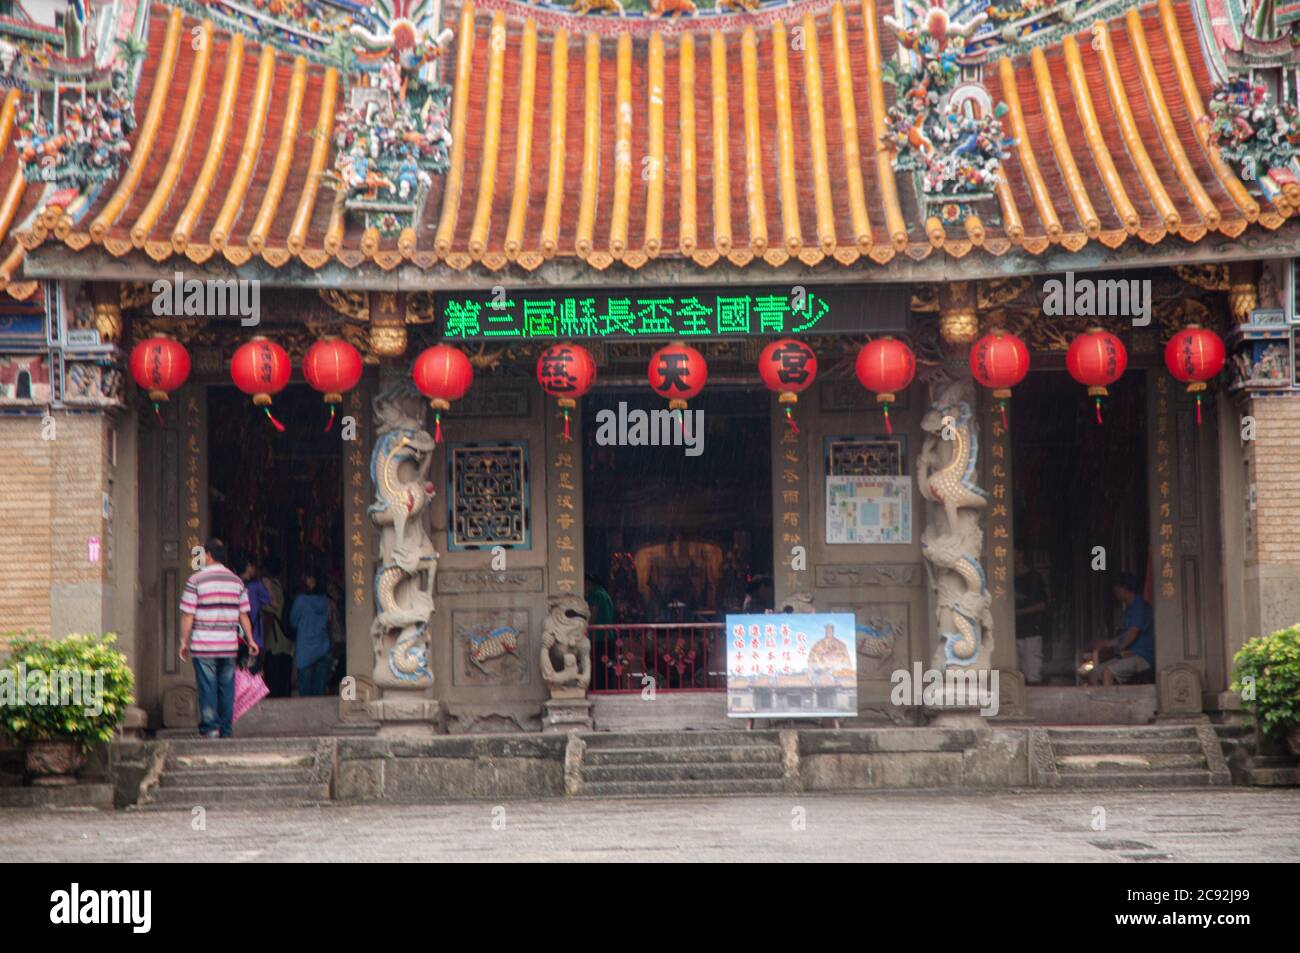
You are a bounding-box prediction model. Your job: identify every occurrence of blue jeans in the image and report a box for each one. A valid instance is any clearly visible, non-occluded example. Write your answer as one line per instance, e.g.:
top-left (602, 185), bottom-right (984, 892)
top-left (193, 656), bottom-right (236, 737)
top-left (297, 655), bottom-right (332, 697)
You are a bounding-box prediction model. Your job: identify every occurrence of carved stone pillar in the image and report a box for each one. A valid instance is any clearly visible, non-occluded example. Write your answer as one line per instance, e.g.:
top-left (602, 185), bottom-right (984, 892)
top-left (366, 378), bottom-right (441, 736)
top-left (917, 375), bottom-right (994, 677)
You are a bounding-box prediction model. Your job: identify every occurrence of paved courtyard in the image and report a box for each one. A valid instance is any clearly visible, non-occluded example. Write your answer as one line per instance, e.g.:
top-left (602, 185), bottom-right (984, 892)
top-left (2, 789), bottom-right (1298, 862)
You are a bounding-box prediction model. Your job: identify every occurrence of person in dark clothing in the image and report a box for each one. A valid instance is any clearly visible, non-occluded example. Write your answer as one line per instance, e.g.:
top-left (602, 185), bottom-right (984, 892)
top-left (290, 571), bottom-right (333, 697)
top-left (1089, 572), bottom-right (1155, 685)
top-left (238, 554), bottom-right (273, 674)
top-left (584, 573), bottom-right (615, 625)
top-left (260, 555), bottom-right (294, 697)
top-left (1014, 548), bottom-right (1048, 684)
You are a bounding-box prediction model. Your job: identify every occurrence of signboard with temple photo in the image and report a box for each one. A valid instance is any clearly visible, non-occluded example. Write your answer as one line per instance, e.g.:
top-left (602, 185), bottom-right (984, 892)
top-left (725, 613), bottom-right (858, 719)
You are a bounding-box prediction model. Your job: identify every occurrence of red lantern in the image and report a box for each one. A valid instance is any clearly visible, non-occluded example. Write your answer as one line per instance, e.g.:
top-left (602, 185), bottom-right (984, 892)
top-left (413, 344), bottom-right (474, 444)
top-left (537, 342), bottom-right (597, 441)
top-left (648, 343), bottom-right (707, 411)
top-left (129, 335), bottom-right (190, 422)
top-left (855, 336), bottom-right (916, 435)
top-left (1164, 324), bottom-right (1225, 425)
top-left (1066, 327), bottom-right (1127, 425)
top-left (759, 338), bottom-right (818, 434)
top-left (970, 329), bottom-right (1029, 430)
top-left (231, 336), bottom-right (292, 431)
top-left (303, 337), bottom-right (363, 432)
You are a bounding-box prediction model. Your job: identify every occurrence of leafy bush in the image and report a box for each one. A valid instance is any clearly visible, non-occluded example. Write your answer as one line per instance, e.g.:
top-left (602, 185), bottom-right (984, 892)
top-left (1232, 625), bottom-right (1300, 738)
top-left (0, 632), bottom-right (135, 750)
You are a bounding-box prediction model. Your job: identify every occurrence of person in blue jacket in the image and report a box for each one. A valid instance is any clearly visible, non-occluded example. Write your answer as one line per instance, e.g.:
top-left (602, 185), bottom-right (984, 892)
top-left (289, 571), bottom-right (333, 697)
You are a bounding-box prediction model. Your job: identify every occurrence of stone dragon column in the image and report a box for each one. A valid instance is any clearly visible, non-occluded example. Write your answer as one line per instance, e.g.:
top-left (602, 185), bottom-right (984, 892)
top-left (915, 283), bottom-right (998, 714)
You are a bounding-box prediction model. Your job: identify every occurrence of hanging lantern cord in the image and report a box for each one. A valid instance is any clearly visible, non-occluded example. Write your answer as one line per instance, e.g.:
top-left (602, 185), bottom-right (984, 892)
top-left (434, 409), bottom-right (443, 445)
top-left (153, 401), bottom-right (164, 426)
top-left (325, 403), bottom-right (337, 433)
top-left (1094, 396), bottom-right (1103, 426)
top-left (883, 401), bottom-right (893, 436)
top-left (263, 405), bottom-right (286, 433)
top-left (562, 406), bottom-right (572, 441)
top-left (1195, 392), bottom-right (1203, 426)
top-left (784, 405), bottom-right (799, 435)
top-left (998, 399), bottom-right (1008, 431)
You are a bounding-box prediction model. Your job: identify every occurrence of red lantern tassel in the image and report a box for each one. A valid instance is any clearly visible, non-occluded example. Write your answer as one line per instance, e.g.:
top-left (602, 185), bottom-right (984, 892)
top-left (562, 407), bottom-right (572, 441)
top-left (998, 400), bottom-right (1008, 431)
top-left (153, 401), bottom-right (164, 426)
top-left (263, 406), bottom-right (286, 433)
top-left (434, 410), bottom-right (443, 445)
top-left (325, 403), bottom-right (336, 433)
top-left (1196, 392), bottom-right (1203, 426)
top-left (1094, 397), bottom-right (1103, 426)
top-left (784, 405), bottom-right (799, 434)
top-left (883, 401), bottom-right (893, 436)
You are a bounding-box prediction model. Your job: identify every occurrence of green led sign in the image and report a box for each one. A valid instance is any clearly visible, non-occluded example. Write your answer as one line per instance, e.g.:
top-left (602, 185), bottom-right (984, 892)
top-left (436, 286), bottom-right (908, 341)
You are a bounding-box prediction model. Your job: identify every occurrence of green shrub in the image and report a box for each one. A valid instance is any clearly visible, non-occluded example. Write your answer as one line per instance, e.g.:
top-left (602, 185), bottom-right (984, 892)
top-left (0, 632), bottom-right (135, 750)
top-left (1232, 624), bottom-right (1300, 739)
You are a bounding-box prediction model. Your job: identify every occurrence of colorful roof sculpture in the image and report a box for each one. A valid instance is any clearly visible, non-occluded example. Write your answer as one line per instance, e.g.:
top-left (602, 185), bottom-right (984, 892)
top-left (2, 0), bottom-right (1297, 286)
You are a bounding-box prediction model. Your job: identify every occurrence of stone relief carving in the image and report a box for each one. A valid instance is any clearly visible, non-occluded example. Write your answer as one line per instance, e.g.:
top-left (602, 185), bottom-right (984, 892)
top-left (452, 609), bottom-right (529, 686)
top-left (916, 377), bottom-right (994, 670)
top-left (814, 564), bottom-right (922, 588)
top-left (369, 381), bottom-right (439, 689)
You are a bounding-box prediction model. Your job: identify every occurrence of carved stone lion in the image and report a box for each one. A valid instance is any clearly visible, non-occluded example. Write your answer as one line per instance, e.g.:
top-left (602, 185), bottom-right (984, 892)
top-left (540, 593), bottom-right (592, 695)
top-left (778, 591), bottom-right (817, 614)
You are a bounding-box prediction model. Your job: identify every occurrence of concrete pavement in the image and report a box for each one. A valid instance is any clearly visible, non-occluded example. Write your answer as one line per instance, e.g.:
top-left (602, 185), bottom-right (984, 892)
top-left (2, 789), bottom-right (1298, 862)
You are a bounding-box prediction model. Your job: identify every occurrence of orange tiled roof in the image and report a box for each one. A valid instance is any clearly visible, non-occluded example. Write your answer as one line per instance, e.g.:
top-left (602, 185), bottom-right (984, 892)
top-left (9, 0), bottom-right (1294, 279)
top-left (0, 88), bottom-right (43, 300)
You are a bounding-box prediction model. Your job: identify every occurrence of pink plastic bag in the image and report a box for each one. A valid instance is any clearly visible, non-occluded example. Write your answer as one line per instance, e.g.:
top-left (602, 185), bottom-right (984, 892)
top-left (233, 668), bottom-right (269, 723)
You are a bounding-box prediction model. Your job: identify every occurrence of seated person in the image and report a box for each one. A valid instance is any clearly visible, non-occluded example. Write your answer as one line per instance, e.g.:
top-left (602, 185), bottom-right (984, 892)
top-left (1089, 572), bottom-right (1154, 685)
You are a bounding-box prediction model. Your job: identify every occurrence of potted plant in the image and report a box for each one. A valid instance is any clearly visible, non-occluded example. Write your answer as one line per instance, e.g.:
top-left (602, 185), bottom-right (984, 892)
top-left (1232, 624), bottom-right (1300, 757)
top-left (0, 632), bottom-right (135, 786)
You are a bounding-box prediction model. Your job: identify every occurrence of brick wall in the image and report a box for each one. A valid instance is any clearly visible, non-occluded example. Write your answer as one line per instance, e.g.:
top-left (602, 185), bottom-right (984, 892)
top-left (0, 414), bottom-right (109, 638)
top-left (0, 417), bottom-right (54, 635)
top-left (1249, 398), bottom-right (1300, 566)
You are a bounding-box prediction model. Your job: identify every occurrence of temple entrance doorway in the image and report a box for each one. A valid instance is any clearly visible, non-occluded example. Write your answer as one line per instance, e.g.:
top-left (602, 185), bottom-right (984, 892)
top-left (582, 388), bottom-right (773, 692)
top-left (207, 384), bottom-right (346, 699)
top-left (1011, 370), bottom-right (1150, 686)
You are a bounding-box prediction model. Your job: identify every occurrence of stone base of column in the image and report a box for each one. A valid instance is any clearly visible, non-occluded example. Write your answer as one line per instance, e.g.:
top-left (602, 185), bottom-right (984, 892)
top-left (542, 689), bottom-right (593, 733)
top-left (367, 693), bottom-right (442, 739)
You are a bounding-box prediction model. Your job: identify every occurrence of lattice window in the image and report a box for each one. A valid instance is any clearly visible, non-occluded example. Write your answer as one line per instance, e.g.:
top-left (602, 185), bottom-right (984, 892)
top-left (447, 443), bottom-right (530, 550)
top-left (824, 436), bottom-right (906, 477)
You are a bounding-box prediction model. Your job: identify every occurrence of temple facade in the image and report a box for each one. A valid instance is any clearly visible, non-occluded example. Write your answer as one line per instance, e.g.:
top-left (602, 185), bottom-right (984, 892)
top-left (3, 0), bottom-right (1300, 737)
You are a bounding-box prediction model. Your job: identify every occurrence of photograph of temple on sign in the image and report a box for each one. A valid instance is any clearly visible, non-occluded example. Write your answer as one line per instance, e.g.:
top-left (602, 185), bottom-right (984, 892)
top-left (726, 614), bottom-right (858, 718)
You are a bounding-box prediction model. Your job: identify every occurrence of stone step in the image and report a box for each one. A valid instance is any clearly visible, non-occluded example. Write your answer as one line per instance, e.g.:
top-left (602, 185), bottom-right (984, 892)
top-left (144, 783), bottom-right (330, 807)
top-left (581, 730), bottom-right (779, 749)
top-left (160, 767), bottom-right (317, 788)
top-left (1055, 770), bottom-right (1226, 790)
top-left (583, 745), bottom-right (783, 766)
top-left (1212, 723), bottom-right (1254, 740)
top-left (1057, 753), bottom-right (1208, 773)
top-left (582, 761), bottom-right (787, 784)
top-left (163, 737), bottom-right (322, 756)
top-left (1046, 726), bottom-right (1199, 742)
top-left (576, 777), bottom-right (790, 798)
top-left (1051, 738), bottom-right (1204, 756)
top-left (167, 750), bottom-right (317, 772)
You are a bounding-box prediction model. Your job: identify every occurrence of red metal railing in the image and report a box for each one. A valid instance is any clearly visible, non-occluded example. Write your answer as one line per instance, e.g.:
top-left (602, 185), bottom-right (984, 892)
top-left (589, 623), bottom-right (726, 693)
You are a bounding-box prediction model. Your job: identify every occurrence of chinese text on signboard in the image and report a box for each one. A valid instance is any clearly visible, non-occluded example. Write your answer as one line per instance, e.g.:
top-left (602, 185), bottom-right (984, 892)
top-left (437, 287), bottom-right (909, 341)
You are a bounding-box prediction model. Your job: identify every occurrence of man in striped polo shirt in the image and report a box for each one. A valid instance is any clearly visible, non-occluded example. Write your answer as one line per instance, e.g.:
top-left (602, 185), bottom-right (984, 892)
top-left (179, 538), bottom-right (258, 738)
